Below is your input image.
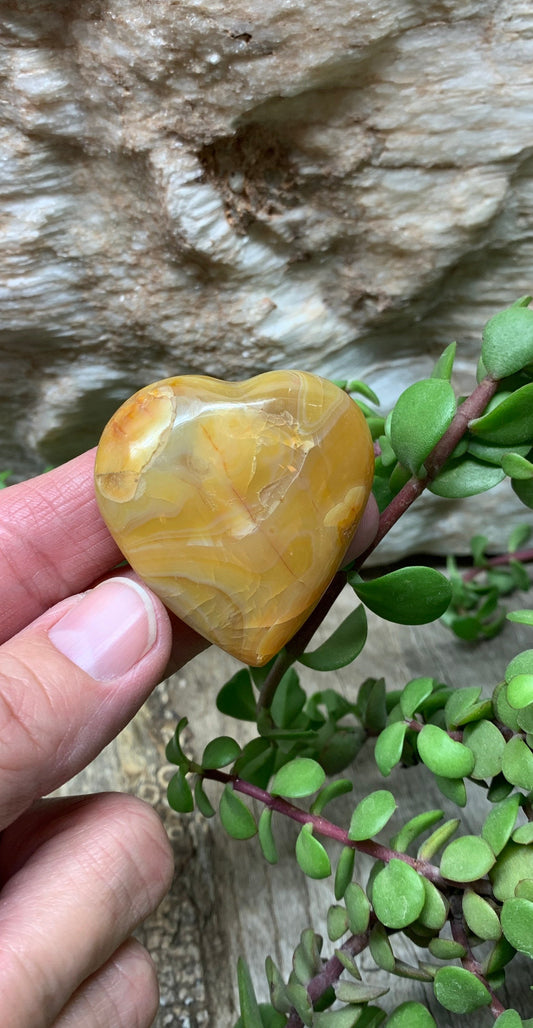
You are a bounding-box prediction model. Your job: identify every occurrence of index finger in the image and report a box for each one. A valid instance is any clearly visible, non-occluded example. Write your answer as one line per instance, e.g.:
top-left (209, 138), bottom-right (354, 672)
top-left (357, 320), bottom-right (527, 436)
top-left (0, 450), bottom-right (122, 643)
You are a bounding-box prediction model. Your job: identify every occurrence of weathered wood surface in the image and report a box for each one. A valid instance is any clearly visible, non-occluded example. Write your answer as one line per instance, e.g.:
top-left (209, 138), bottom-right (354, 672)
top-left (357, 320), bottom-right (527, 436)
top-left (60, 584), bottom-right (533, 1027)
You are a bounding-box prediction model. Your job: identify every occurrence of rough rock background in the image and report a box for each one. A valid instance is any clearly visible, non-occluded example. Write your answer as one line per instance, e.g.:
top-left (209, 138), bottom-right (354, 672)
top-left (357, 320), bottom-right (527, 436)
top-left (2, 0), bottom-right (533, 559)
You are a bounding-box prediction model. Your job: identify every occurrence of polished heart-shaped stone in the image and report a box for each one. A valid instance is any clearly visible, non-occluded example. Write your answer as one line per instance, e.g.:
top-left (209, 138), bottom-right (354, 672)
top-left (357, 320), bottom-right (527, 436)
top-left (94, 371), bottom-right (374, 666)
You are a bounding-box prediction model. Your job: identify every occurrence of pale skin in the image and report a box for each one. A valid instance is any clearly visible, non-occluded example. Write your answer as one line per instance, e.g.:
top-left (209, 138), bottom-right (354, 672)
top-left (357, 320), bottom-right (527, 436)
top-left (0, 450), bottom-right (378, 1027)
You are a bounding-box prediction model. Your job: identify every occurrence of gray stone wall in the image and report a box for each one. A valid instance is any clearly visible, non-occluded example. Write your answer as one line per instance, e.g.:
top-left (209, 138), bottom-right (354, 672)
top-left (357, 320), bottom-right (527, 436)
top-left (2, 0), bottom-right (533, 556)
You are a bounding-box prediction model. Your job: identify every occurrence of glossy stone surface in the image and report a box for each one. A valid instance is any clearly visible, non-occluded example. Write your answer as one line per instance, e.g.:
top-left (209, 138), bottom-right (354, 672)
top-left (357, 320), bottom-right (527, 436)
top-left (94, 371), bottom-right (374, 666)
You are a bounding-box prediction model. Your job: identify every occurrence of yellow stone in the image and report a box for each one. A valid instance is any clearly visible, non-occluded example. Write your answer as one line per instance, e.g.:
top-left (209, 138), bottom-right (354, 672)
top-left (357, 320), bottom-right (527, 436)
top-left (94, 371), bottom-right (374, 666)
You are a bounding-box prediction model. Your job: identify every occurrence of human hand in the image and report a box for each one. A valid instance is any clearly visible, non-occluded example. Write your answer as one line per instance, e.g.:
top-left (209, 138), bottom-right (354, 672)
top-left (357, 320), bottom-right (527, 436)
top-left (0, 451), bottom-right (378, 1027)
top-left (0, 450), bottom-right (206, 1027)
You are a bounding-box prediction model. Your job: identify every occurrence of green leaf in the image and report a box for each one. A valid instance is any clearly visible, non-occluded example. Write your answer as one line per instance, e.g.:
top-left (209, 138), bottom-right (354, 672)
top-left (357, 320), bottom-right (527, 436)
top-left (219, 785), bottom-right (257, 840)
top-left (295, 823), bottom-right (331, 879)
top-left (513, 476), bottom-right (533, 509)
top-left (463, 888), bottom-right (502, 940)
top-left (444, 686), bottom-right (482, 729)
top-left (237, 957), bottom-right (263, 1028)
top-left (507, 674), bottom-right (533, 709)
top-left (389, 378), bottom-right (457, 474)
top-left (481, 301), bottom-right (533, 378)
top-left (501, 452), bottom-right (533, 479)
top-left (501, 897), bottom-right (533, 957)
top-left (482, 794), bottom-right (521, 855)
top-left (292, 929), bottom-right (322, 985)
top-left (470, 383), bottom-right (533, 446)
top-left (390, 809), bottom-right (444, 853)
top-left (167, 768), bottom-right (194, 813)
top-left (431, 341), bottom-right (457, 382)
top-left (508, 609), bottom-right (533, 626)
top-left (202, 735), bottom-right (241, 769)
top-left (515, 878), bottom-right (533, 900)
top-left (285, 980), bottom-right (313, 1026)
top-left (385, 1002), bottom-right (437, 1027)
top-left (314, 1008), bottom-right (364, 1028)
top-left (508, 523), bottom-right (532, 551)
top-left (336, 980), bottom-right (389, 1004)
top-left (271, 757), bottom-right (326, 798)
top-left (417, 724), bottom-right (475, 778)
top-left (217, 668), bottom-right (257, 721)
top-left (374, 722), bottom-right (407, 776)
top-left (463, 720), bottom-right (506, 779)
top-left (348, 790), bottom-right (397, 841)
top-left (233, 738), bottom-right (276, 790)
top-left (400, 677), bottom-right (434, 718)
top-left (165, 716), bottom-right (190, 767)
top-left (258, 808), bottom-right (278, 864)
top-left (433, 966), bottom-right (491, 1013)
top-left (493, 681), bottom-right (521, 732)
top-left (310, 778), bottom-right (353, 816)
top-left (428, 938), bottom-right (466, 960)
top-left (345, 881), bottom-right (371, 935)
top-left (494, 1011), bottom-right (525, 1028)
top-left (512, 822), bottom-right (533, 844)
top-left (334, 846), bottom-right (356, 900)
top-left (271, 668), bottom-right (306, 727)
top-left (434, 774), bottom-right (467, 807)
top-left (502, 735), bottom-right (533, 791)
top-left (439, 835), bottom-right (495, 882)
top-left (334, 948), bottom-right (362, 980)
top-left (490, 840), bottom-right (533, 900)
top-left (429, 457), bottom-right (505, 498)
top-left (300, 605), bottom-right (367, 671)
top-left (347, 379), bottom-right (381, 405)
top-left (194, 776), bottom-right (215, 818)
top-left (327, 904), bottom-right (349, 942)
top-left (265, 956), bottom-right (291, 1016)
top-left (369, 923), bottom-right (395, 972)
top-left (417, 818), bottom-right (460, 861)
top-left (350, 567), bottom-right (452, 625)
top-left (370, 859), bottom-right (425, 929)
top-left (417, 878), bottom-right (448, 931)
top-left (506, 648), bottom-right (533, 681)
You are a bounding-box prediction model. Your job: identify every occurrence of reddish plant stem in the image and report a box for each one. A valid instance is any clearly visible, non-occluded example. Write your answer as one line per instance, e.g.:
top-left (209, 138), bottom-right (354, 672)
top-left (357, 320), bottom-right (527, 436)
top-left (200, 766), bottom-right (496, 893)
top-left (463, 546), bottom-right (533, 582)
top-left (449, 896), bottom-right (506, 1019)
top-left (257, 374), bottom-right (500, 713)
top-left (286, 929), bottom-right (371, 1028)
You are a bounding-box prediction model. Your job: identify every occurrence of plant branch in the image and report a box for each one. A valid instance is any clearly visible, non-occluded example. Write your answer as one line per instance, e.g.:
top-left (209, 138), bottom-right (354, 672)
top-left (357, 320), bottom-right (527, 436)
top-left (286, 929), bottom-right (372, 1028)
top-left (463, 546), bottom-right (533, 582)
top-left (256, 375), bottom-right (500, 714)
top-left (199, 766), bottom-right (496, 893)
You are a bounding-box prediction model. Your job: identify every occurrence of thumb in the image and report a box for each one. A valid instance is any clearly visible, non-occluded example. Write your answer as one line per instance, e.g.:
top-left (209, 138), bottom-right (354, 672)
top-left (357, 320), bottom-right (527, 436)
top-left (0, 577), bottom-right (173, 830)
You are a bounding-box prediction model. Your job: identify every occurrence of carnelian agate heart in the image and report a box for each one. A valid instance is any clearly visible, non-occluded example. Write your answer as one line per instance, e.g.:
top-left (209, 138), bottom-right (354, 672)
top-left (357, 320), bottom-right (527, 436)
top-left (94, 371), bottom-right (374, 666)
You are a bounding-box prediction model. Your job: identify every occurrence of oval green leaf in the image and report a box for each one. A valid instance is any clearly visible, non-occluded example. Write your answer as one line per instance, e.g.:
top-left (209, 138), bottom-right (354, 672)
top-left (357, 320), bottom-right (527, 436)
top-left (512, 822), bottom-right (533, 845)
top-left (507, 673), bottom-right (533, 709)
top-left (389, 379), bottom-right (457, 474)
top-left (470, 382), bottom-right (533, 446)
top-left (371, 859), bottom-right (425, 929)
top-left (334, 846), bottom-right (355, 900)
top-left (462, 719), bottom-right (506, 780)
top-left (258, 807), bottom-right (278, 864)
top-left (295, 823), bottom-right (331, 879)
top-left (481, 301), bottom-right (533, 378)
top-left (386, 1002), bottom-right (437, 1027)
top-left (482, 794), bottom-right (520, 855)
top-left (501, 452), bottom-right (533, 479)
top-left (216, 668), bottom-right (257, 722)
top-left (501, 897), bottom-right (533, 957)
top-left (310, 778), bottom-right (353, 816)
top-left (344, 881), bottom-right (371, 935)
top-left (463, 888), bottom-right (501, 941)
top-left (350, 567), bottom-right (452, 625)
top-left (400, 677), bottom-right (435, 718)
top-left (429, 458), bottom-right (505, 498)
top-left (390, 809), bottom-right (444, 853)
top-left (502, 735), bottom-right (533, 791)
top-left (433, 966), bottom-right (491, 1013)
top-left (202, 735), bottom-right (241, 769)
top-left (219, 785), bottom-right (257, 840)
top-left (348, 790), bottom-right (397, 841)
top-left (300, 604), bottom-right (368, 671)
top-left (490, 840), bottom-right (533, 900)
top-left (374, 721), bottom-right (407, 777)
top-left (271, 757), bottom-right (326, 798)
top-left (440, 835), bottom-right (495, 882)
top-left (167, 768), bottom-right (194, 813)
top-left (417, 724), bottom-right (475, 779)
top-left (417, 878), bottom-right (448, 931)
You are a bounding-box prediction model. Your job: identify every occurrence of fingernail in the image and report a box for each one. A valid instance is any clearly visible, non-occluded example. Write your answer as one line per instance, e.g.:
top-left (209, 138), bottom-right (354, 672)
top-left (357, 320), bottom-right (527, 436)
top-left (48, 577), bottom-right (158, 681)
